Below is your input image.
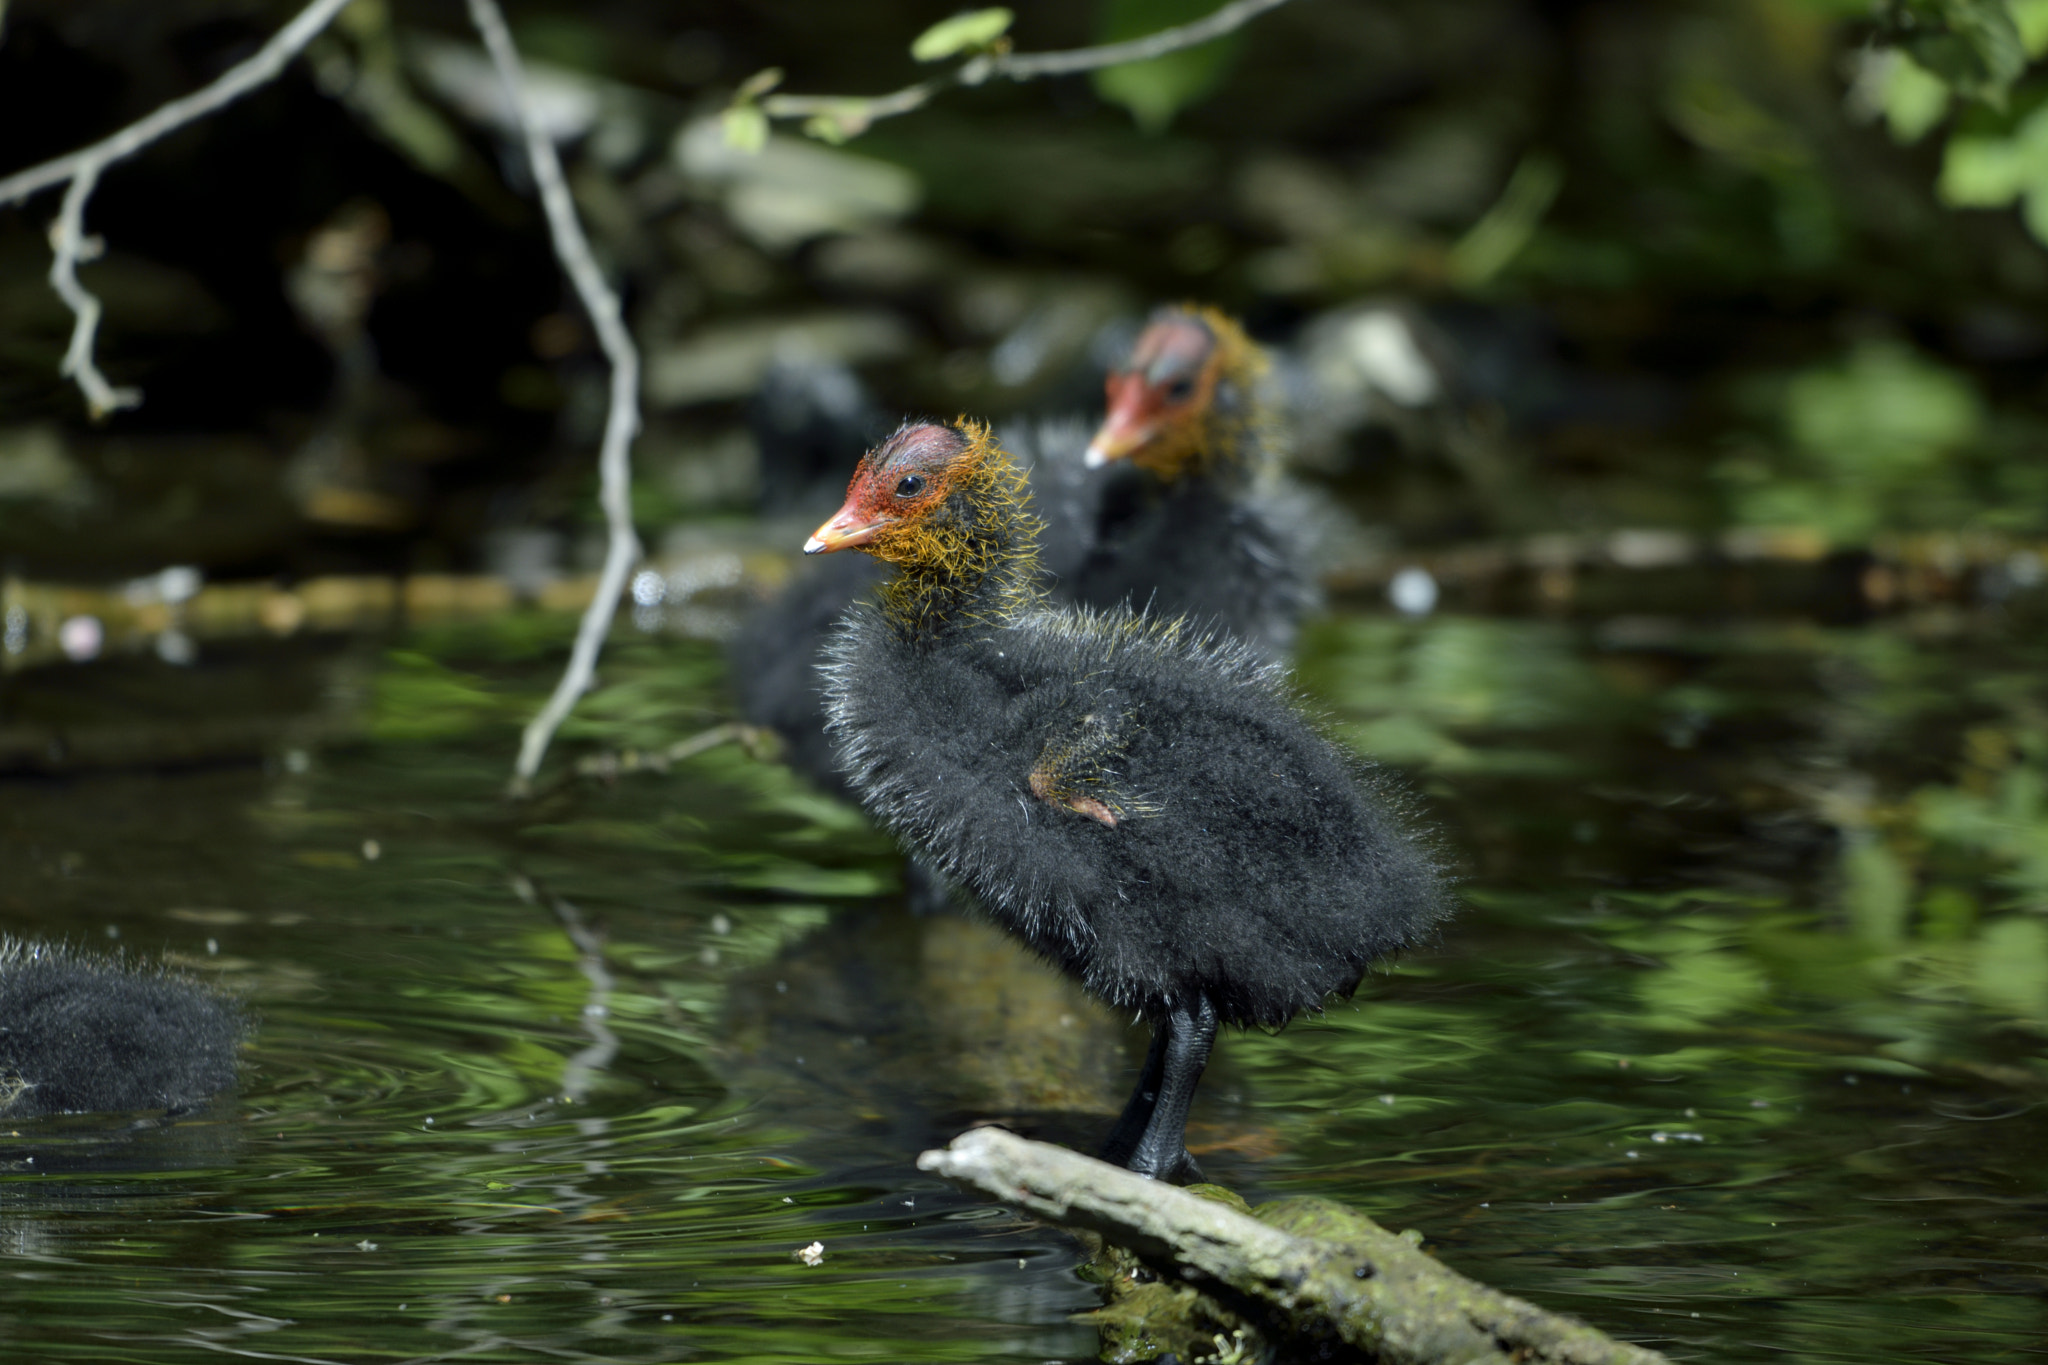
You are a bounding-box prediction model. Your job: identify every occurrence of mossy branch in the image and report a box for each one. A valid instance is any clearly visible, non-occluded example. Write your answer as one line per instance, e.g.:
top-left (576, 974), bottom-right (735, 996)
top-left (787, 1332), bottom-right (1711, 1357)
top-left (918, 1127), bottom-right (1671, 1365)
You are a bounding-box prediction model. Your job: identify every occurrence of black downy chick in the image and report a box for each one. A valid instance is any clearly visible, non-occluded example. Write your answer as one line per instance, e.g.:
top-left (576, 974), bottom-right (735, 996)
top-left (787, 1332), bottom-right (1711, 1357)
top-left (1072, 304), bottom-right (1315, 661)
top-left (731, 309), bottom-right (1308, 804)
top-left (809, 421), bottom-right (1449, 1181)
top-left (0, 938), bottom-right (244, 1119)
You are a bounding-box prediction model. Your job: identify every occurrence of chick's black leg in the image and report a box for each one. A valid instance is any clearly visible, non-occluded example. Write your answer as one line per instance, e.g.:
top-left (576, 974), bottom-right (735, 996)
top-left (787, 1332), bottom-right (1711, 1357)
top-left (1099, 1020), bottom-right (1172, 1168)
top-left (1121, 994), bottom-right (1217, 1184)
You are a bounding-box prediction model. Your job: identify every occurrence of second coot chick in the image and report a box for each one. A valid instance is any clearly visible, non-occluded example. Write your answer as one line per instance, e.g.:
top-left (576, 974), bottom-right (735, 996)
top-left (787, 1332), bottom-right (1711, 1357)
top-left (0, 938), bottom-right (244, 1118)
top-left (1070, 305), bottom-right (1315, 660)
top-left (809, 421), bottom-right (1448, 1180)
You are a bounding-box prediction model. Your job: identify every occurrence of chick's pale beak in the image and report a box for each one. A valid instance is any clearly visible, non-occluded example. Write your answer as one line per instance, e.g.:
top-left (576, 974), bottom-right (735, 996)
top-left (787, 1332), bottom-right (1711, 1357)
top-left (804, 502), bottom-right (887, 554)
top-left (1085, 376), bottom-right (1158, 468)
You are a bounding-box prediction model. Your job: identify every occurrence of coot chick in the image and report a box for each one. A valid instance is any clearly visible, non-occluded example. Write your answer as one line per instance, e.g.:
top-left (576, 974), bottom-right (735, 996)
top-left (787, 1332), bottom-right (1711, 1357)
top-left (1072, 305), bottom-right (1315, 660)
top-left (811, 421), bottom-right (1448, 1180)
top-left (0, 939), bottom-right (244, 1118)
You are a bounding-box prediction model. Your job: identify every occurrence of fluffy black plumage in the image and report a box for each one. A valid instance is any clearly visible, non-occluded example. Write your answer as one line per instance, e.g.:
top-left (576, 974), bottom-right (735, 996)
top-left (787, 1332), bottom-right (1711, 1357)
top-left (733, 410), bottom-right (1105, 799)
top-left (813, 421), bottom-right (1449, 1178)
top-left (1057, 467), bottom-right (1312, 662)
top-left (0, 939), bottom-right (244, 1118)
top-left (826, 602), bottom-right (1445, 1026)
top-left (1072, 304), bottom-right (1316, 660)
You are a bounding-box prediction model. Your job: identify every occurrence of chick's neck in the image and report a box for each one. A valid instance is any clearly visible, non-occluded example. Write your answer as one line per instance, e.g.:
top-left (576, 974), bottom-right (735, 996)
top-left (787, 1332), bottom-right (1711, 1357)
top-left (873, 443), bottom-right (1044, 641)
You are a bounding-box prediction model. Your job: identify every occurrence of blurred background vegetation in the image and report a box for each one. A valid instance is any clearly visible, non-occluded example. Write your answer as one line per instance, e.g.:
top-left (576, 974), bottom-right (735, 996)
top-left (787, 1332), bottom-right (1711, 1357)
top-left (5, 0), bottom-right (2048, 571)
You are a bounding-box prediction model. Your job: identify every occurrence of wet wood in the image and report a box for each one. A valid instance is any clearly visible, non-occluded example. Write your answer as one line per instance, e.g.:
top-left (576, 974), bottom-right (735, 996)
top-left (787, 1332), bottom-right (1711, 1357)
top-left (918, 1126), bottom-right (1669, 1365)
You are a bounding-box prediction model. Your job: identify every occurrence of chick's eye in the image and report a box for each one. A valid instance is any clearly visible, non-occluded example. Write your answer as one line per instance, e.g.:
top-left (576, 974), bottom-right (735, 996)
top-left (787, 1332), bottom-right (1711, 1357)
top-left (894, 475), bottom-right (925, 498)
top-left (1164, 378), bottom-right (1195, 402)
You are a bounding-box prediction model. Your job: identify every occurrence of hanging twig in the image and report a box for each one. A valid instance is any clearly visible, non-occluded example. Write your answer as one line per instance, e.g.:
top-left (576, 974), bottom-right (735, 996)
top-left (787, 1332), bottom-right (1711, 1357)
top-left (464, 0), bottom-right (645, 796)
top-left (47, 166), bottom-right (138, 419)
top-left (0, 0), bottom-right (356, 417)
top-left (756, 0), bottom-right (1296, 137)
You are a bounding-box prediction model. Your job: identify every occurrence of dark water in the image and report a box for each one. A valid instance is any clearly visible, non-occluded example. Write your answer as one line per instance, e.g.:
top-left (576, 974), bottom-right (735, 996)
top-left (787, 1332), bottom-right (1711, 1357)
top-left (3, 604), bottom-right (2046, 1363)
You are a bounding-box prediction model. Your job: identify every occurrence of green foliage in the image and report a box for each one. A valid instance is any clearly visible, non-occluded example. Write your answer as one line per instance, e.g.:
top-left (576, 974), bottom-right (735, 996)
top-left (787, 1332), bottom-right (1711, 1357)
top-left (1883, 51), bottom-right (1956, 141)
top-left (1880, 0), bottom-right (2028, 105)
top-left (721, 67), bottom-right (783, 154)
top-left (1975, 915), bottom-right (2048, 1014)
top-left (1916, 732), bottom-right (2048, 910)
top-left (721, 102), bottom-right (768, 154)
top-left (1724, 341), bottom-right (1986, 544)
top-left (1445, 155), bottom-right (1565, 288)
top-left (1868, 1), bottom-right (2048, 242)
top-left (1298, 617), bottom-right (1616, 774)
top-left (909, 8), bottom-right (1014, 63)
top-left (1091, 0), bottom-right (1239, 133)
top-left (1939, 100), bottom-right (2048, 239)
top-left (1788, 340), bottom-right (1982, 469)
top-left (369, 650), bottom-right (516, 742)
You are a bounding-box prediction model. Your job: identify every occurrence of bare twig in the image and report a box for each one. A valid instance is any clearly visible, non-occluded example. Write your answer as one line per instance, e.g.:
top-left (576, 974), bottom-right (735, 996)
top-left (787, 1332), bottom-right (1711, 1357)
top-left (0, 0), bottom-right (355, 209)
top-left (0, 0), bottom-right (356, 416)
top-left (1000, 0), bottom-right (1296, 77)
top-left (760, 0), bottom-right (1295, 132)
top-left (572, 721), bottom-right (769, 781)
top-left (465, 0), bottom-right (645, 795)
top-left (48, 166), bottom-right (138, 418)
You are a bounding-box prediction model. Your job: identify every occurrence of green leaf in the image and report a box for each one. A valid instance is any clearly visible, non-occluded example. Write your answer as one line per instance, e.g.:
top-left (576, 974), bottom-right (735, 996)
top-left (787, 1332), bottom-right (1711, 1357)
top-left (2024, 183), bottom-right (2048, 244)
top-left (1784, 339), bottom-right (1982, 481)
top-left (1974, 916), bottom-right (2048, 1020)
top-left (1447, 154), bottom-right (1564, 288)
top-left (720, 103), bottom-right (768, 155)
top-left (2015, 0), bottom-right (2048, 55)
top-left (1880, 0), bottom-right (2026, 106)
top-left (1882, 51), bottom-right (1951, 142)
top-left (1940, 131), bottom-right (2028, 204)
top-left (910, 8), bottom-right (1014, 63)
top-left (1090, 0), bottom-right (1237, 133)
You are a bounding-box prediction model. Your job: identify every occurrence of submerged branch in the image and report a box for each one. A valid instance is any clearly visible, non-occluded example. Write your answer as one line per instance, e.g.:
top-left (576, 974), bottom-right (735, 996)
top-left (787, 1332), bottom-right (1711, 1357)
top-left (919, 1127), bottom-right (1670, 1365)
top-left (465, 0), bottom-right (645, 795)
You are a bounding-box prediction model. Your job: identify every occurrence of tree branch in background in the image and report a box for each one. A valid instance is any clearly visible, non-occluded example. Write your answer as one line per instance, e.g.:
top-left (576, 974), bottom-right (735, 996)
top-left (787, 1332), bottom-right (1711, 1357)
top-left (743, 0), bottom-right (1297, 143)
top-left (464, 0), bottom-right (645, 796)
top-left (0, 0), bottom-right (356, 417)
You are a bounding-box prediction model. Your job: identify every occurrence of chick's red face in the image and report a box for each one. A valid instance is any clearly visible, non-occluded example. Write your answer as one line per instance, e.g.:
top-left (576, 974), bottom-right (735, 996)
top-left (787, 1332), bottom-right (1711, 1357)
top-left (1086, 315), bottom-right (1218, 473)
top-left (805, 424), bottom-right (966, 555)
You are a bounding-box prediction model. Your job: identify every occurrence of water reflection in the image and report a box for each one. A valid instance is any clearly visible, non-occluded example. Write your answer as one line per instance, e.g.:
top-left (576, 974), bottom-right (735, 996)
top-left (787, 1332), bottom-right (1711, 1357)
top-left (0, 617), bottom-right (2043, 1361)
